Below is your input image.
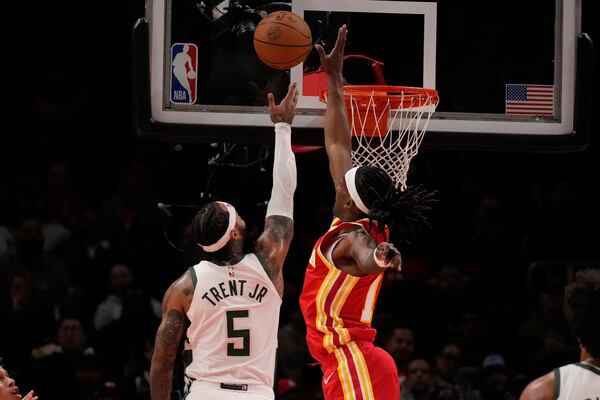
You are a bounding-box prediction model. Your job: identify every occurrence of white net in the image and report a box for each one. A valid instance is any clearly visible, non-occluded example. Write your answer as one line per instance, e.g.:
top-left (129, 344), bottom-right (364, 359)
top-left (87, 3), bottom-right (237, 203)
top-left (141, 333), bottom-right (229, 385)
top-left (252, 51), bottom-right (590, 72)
top-left (346, 87), bottom-right (438, 191)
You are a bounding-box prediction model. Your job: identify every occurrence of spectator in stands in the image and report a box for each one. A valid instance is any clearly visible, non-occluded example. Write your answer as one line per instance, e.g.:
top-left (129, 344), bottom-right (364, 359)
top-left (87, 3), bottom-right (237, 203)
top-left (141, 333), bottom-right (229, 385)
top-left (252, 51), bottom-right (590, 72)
top-left (276, 301), bottom-right (308, 397)
top-left (31, 317), bottom-right (95, 399)
top-left (55, 205), bottom-right (115, 302)
top-left (401, 358), bottom-right (435, 400)
top-left (40, 161), bottom-right (87, 232)
top-left (432, 343), bottom-right (481, 400)
top-left (478, 354), bottom-right (510, 400)
top-left (93, 263), bottom-right (161, 332)
top-left (384, 326), bottom-right (417, 382)
top-left (0, 217), bottom-right (70, 307)
top-left (517, 281), bottom-right (571, 377)
top-left (94, 263), bottom-right (161, 380)
top-left (0, 271), bottom-right (54, 373)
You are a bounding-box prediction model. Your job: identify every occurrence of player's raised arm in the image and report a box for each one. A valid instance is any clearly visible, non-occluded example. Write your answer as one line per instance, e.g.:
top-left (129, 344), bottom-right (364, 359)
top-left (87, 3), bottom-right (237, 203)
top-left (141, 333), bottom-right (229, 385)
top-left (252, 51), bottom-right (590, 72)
top-left (150, 273), bottom-right (192, 400)
top-left (315, 25), bottom-right (353, 189)
top-left (255, 82), bottom-right (298, 297)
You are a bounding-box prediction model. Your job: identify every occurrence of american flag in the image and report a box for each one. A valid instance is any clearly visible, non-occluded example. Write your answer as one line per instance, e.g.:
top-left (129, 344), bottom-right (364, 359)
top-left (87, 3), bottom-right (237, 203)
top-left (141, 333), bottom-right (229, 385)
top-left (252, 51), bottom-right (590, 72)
top-left (505, 84), bottom-right (554, 116)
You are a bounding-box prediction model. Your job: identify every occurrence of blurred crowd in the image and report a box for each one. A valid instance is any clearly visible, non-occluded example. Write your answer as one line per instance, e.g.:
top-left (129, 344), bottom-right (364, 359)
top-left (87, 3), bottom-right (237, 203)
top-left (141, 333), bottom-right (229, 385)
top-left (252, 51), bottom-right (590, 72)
top-left (1, 143), bottom-right (599, 400)
top-left (2, 1), bottom-right (598, 399)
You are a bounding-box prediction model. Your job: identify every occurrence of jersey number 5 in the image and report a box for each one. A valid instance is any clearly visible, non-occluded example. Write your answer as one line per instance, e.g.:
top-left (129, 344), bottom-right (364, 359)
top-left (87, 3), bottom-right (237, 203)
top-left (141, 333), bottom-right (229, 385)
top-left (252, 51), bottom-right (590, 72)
top-left (226, 310), bottom-right (250, 356)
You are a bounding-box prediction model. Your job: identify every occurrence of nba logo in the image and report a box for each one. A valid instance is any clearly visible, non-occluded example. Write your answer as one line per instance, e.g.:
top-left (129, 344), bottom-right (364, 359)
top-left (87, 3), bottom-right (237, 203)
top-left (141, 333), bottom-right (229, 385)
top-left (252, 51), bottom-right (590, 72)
top-left (171, 43), bottom-right (198, 104)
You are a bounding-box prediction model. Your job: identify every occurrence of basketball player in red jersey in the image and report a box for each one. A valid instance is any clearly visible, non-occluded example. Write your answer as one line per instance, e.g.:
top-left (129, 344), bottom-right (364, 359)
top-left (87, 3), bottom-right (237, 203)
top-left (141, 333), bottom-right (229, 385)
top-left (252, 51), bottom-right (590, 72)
top-left (299, 25), bottom-right (436, 400)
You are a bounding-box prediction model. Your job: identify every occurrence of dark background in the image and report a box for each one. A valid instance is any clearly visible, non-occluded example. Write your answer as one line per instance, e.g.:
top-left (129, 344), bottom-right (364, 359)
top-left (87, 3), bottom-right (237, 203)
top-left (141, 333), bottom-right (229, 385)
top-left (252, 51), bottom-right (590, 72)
top-left (1, 0), bottom-right (598, 399)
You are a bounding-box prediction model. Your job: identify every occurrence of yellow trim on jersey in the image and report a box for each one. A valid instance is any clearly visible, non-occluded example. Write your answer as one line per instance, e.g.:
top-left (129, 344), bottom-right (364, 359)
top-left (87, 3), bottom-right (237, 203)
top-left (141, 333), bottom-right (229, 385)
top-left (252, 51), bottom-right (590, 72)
top-left (329, 274), bottom-right (359, 347)
top-left (309, 248), bottom-right (316, 269)
top-left (315, 261), bottom-right (342, 353)
top-left (334, 347), bottom-right (357, 400)
top-left (315, 217), bottom-right (382, 353)
top-left (348, 341), bottom-right (375, 400)
top-left (360, 274), bottom-right (383, 323)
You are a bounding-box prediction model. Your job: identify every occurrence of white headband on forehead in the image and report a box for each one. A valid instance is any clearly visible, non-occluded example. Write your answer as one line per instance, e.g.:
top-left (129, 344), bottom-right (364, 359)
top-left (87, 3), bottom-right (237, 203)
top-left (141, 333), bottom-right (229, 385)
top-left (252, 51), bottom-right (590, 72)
top-left (344, 166), bottom-right (370, 214)
top-left (199, 201), bottom-right (237, 252)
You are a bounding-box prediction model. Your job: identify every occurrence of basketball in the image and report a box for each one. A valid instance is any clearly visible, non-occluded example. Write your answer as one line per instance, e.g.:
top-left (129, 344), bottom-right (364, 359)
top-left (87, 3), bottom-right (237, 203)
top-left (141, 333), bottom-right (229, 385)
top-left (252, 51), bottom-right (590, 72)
top-left (253, 11), bottom-right (312, 70)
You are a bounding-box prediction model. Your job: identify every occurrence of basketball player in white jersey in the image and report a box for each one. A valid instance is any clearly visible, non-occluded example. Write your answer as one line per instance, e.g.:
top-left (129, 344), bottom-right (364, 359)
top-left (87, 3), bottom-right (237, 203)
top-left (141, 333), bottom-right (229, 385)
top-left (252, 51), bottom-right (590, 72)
top-left (519, 268), bottom-right (600, 400)
top-left (149, 82), bottom-right (299, 400)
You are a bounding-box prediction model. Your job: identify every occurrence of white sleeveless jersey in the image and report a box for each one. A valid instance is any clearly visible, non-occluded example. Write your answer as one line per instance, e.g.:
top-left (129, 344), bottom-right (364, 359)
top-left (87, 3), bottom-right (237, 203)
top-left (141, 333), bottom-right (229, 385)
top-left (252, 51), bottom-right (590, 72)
top-left (185, 253), bottom-right (281, 392)
top-left (555, 362), bottom-right (600, 400)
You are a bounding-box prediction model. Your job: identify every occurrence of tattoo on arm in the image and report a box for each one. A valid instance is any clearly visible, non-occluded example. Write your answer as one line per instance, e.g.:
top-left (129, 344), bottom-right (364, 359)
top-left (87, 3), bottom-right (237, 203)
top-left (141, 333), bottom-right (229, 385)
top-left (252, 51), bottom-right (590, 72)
top-left (150, 300), bottom-right (186, 400)
top-left (264, 215), bottom-right (294, 243)
top-left (256, 216), bottom-right (293, 296)
top-left (160, 310), bottom-right (185, 355)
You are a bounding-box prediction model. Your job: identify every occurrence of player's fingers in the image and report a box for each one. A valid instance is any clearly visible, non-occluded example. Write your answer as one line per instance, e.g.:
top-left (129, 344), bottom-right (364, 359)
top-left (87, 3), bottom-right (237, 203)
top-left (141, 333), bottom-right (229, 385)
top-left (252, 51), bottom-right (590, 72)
top-left (391, 254), bottom-right (402, 271)
top-left (288, 82), bottom-right (298, 97)
top-left (315, 44), bottom-right (326, 62)
top-left (283, 82), bottom-right (297, 103)
top-left (385, 249), bottom-right (398, 263)
top-left (22, 391), bottom-right (34, 400)
top-left (333, 25), bottom-right (347, 52)
top-left (268, 92), bottom-right (276, 111)
top-left (395, 251), bottom-right (403, 270)
top-left (290, 82), bottom-right (298, 104)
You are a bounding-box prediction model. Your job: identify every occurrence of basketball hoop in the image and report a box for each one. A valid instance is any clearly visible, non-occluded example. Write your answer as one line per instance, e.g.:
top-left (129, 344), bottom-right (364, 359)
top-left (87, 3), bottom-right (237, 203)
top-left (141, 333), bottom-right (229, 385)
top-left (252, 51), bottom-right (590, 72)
top-left (321, 85), bottom-right (439, 191)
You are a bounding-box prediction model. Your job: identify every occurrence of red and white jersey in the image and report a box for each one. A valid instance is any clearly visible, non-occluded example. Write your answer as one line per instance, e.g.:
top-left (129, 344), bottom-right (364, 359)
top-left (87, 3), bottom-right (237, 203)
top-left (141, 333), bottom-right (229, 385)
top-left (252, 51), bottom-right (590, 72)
top-left (185, 253), bottom-right (281, 396)
top-left (299, 218), bottom-right (389, 363)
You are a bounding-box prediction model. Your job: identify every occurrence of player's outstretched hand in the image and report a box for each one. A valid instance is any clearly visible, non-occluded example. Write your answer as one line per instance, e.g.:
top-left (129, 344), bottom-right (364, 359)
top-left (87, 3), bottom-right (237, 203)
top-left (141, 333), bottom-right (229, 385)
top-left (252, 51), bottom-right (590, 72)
top-left (268, 82), bottom-right (298, 125)
top-left (374, 242), bottom-right (402, 271)
top-left (315, 24), bottom-right (347, 76)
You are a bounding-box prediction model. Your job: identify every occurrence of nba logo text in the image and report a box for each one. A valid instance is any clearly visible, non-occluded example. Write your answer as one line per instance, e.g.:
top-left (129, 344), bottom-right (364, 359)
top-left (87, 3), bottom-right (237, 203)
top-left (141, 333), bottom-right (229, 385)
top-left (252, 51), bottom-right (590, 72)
top-left (170, 43), bottom-right (198, 104)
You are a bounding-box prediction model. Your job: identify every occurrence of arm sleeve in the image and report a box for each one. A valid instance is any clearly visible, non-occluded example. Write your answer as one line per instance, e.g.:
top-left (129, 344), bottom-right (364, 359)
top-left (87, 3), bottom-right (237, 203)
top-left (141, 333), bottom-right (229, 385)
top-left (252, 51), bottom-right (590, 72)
top-left (266, 122), bottom-right (297, 220)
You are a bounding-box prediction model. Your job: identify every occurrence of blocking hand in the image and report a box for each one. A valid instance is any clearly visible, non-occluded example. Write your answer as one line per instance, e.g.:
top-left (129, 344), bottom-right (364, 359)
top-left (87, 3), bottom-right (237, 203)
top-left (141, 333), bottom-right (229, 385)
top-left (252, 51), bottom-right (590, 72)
top-left (314, 24), bottom-right (347, 76)
top-left (268, 82), bottom-right (298, 125)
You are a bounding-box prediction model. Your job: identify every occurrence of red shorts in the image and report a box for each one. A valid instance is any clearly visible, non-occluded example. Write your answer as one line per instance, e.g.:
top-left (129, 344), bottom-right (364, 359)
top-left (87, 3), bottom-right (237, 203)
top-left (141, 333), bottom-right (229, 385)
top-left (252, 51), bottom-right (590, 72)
top-left (319, 341), bottom-right (399, 400)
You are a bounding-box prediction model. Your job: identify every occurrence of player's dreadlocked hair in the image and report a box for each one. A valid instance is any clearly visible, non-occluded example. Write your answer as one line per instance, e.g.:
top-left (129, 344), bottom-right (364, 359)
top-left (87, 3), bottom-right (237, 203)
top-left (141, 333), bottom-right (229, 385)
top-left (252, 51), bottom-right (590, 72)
top-left (354, 166), bottom-right (437, 245)
top-left (191, 202), bottom-right (237, 263)
top-left (564, 268), bottom-right (600, 358)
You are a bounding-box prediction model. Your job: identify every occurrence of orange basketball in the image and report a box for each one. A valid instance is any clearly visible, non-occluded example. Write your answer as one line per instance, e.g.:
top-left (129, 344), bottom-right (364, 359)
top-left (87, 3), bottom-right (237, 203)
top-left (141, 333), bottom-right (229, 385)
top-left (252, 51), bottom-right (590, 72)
top-left (253, 11), bottom-right (312, 70)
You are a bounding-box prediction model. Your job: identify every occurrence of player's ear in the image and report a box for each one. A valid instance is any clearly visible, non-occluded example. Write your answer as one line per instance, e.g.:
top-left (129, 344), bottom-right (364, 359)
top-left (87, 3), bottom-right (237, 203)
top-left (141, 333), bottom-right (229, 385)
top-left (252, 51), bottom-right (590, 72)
top-left (231, 228), bottom-right (241, 240)
top-left (344, 197), bottom-right (354, 209)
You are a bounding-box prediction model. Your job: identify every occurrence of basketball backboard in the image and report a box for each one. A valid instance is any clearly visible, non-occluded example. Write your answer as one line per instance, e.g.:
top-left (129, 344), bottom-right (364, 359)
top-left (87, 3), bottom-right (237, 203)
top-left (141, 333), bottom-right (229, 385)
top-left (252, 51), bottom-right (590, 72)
top-left (132, 0), bottom-right (594, 151)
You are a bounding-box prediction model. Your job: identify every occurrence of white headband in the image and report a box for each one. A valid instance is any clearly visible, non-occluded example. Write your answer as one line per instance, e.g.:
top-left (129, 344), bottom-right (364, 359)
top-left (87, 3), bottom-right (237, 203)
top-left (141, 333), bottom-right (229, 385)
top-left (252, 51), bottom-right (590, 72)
top-left (344, 167), bottom-right (370, 214)
top-left (199, 201), bottom-right (237, 252)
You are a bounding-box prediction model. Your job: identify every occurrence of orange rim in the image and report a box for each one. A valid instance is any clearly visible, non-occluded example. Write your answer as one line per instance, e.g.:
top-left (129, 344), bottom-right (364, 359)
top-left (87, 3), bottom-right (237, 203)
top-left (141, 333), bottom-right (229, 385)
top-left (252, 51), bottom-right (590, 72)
top-left (321, 85), bottom-right (439, 109)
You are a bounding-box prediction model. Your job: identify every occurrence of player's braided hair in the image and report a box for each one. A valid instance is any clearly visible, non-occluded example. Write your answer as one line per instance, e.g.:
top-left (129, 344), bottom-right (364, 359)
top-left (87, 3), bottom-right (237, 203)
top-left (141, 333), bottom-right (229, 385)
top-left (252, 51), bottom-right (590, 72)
top-left (564, 268), bottom-right (600, 358)
top-left (191, 202), bottom-right (238, 263)
top-left (354, 166), bottom-right (437, 245)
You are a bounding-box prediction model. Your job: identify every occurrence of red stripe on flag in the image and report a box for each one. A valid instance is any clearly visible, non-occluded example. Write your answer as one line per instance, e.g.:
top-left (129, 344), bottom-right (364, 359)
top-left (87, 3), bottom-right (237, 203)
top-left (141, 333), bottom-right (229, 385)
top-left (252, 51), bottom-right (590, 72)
top-left (506, 83), bottom-right (554, 116)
